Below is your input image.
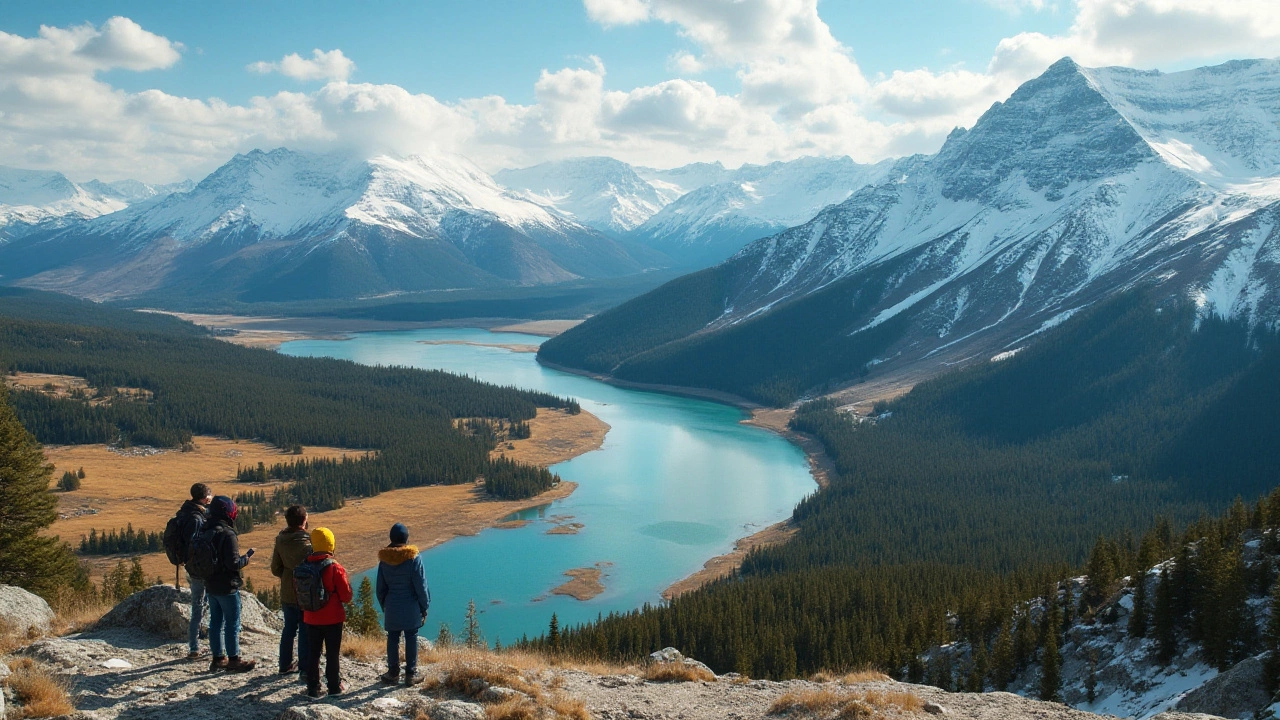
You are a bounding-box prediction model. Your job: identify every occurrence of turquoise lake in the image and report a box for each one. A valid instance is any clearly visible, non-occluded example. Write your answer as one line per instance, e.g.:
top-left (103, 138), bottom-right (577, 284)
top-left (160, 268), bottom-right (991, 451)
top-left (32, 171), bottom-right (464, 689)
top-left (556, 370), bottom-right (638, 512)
top-left (279, 327), bottom-right (815, 645)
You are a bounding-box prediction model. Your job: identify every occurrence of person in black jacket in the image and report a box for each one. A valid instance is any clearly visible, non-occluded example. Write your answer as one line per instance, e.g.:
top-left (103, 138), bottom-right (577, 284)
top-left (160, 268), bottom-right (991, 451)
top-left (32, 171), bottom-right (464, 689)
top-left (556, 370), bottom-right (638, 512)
top-left (201, 496), bottom-right (257, 673)
top-left (178, 483), bottom-right (211, 660)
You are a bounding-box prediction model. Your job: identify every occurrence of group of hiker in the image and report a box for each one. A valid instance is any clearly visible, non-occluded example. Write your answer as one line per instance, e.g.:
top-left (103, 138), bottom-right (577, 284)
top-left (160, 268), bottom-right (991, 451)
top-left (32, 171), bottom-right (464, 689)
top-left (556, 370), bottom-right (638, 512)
top-left (165, 483), bottom-right (431, 697)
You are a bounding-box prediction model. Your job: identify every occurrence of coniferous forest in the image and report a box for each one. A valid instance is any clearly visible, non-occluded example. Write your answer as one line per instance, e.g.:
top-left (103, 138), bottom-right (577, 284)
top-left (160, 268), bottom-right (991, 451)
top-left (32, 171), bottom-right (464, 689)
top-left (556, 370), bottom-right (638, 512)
top-left (530, 292), bottom-right (1280, 679)
top-left (0, 290), bottom-right (578, 504)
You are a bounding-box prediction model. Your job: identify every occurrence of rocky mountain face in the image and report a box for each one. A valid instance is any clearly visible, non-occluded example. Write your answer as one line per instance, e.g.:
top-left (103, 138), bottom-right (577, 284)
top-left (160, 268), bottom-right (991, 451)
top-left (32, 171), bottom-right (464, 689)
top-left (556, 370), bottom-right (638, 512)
top-left (0, 584), bottom-right (1227, 720)
top-left (922, 528), bottom-right (1278, 720)
top-left (0, 149), bottom-right (651, 302)
top-left (0, 167), bottom-right (190, 239)
top-left (540, 57), bottom-right (1280, 401)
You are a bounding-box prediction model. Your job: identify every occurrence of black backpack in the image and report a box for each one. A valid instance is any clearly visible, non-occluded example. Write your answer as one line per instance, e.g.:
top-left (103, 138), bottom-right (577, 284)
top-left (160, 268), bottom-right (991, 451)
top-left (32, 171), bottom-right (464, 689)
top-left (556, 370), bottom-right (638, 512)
top-left (294, 558), bottom-right (335, 612)
top-left (163, 510), bottom-right (201, 566)
top-left (186, 526), bottom-right (222, 580)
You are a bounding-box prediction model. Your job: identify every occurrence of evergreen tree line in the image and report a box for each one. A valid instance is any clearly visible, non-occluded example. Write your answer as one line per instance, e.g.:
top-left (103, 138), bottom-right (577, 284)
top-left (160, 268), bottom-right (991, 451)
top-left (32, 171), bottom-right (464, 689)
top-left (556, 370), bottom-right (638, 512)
top-left (79, 524), bottom-right (164, 555)
top-left (0, 313), bottom-right (581, 509)
top-left (525, 294), bottom-right (1280, 679)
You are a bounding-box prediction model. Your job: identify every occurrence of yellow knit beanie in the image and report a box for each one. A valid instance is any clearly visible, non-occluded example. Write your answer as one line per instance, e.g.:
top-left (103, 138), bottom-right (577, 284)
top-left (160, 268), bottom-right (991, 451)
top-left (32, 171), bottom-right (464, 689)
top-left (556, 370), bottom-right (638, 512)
top-left (311, 527), bottom-right (335, 554)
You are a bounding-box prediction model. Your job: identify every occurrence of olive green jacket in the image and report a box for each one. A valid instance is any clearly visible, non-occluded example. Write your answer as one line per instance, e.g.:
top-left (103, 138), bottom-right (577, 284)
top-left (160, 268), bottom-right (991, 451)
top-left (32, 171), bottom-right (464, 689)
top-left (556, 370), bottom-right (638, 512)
top-left (269, 526), bottom-right (312, 605)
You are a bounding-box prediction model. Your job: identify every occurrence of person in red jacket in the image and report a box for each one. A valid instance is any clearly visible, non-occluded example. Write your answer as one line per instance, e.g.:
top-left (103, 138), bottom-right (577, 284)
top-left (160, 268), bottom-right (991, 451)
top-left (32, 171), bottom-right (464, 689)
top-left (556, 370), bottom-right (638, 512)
top-left (301, 527), bottom-right (353, 697)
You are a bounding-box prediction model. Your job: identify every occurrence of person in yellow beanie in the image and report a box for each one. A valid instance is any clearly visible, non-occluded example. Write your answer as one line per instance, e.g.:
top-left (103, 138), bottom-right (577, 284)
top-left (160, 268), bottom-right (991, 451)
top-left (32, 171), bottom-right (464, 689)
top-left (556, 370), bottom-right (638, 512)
top-left (294, 526), bottom-right (352, 697)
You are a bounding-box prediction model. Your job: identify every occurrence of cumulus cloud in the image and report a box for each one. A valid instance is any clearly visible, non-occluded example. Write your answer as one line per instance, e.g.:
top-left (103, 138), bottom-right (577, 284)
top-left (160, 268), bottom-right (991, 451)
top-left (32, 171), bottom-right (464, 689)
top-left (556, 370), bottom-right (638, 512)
top-left (4, 4), bottom-right (1280, 184)
top-left (249, 48), bottom-right (355, 82)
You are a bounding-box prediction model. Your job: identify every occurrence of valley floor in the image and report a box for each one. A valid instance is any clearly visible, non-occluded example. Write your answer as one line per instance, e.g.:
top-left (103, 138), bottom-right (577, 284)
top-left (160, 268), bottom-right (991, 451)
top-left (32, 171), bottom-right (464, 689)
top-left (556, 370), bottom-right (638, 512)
top-left (47, 407), bottom-right (610, 589)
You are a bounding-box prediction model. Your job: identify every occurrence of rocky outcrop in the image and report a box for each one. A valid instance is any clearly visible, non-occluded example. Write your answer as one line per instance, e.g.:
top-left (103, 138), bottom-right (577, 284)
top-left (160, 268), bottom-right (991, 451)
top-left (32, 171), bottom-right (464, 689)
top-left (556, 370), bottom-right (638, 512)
top-left (95, 585), bottom-right (282, 640)
top-left (1175, 654), bottom-right (1271, 718)
top-left (0, 584), bottom-right (55, 636)
top-left (648, 646), bottom-right (715, 678)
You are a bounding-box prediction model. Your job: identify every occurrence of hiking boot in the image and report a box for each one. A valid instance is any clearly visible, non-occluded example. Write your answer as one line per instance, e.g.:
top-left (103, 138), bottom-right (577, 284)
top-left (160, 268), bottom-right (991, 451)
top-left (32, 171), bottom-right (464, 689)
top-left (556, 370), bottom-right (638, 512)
top-left (187, 651), bottom-right (202, 661)
top-left (379, 670), bottom-right (400, 684)
top-left (305, 687), bottom-right (322, 698)
top-left (210, 656), bottom-right (228, 671)
top-left (404, 670), bottom-right (419, 686)
top-left (280, 661), bottom-right (299, 675)
top-left (327, 681), bottom-right (348, 696)
top-left (226, 656), bottom-right (257, 673)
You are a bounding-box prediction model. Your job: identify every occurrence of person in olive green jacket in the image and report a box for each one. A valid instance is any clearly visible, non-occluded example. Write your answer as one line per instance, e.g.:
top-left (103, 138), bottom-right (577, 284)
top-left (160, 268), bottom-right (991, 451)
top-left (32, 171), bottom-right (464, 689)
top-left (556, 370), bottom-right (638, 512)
top-left (270, 505), bottom-right (312, 675)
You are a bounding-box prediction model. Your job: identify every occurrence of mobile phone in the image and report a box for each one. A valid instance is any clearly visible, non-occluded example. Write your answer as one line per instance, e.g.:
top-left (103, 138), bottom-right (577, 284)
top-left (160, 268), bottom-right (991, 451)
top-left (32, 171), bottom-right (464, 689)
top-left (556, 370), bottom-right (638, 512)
top-left (245, 548), bottom-right (256, 558)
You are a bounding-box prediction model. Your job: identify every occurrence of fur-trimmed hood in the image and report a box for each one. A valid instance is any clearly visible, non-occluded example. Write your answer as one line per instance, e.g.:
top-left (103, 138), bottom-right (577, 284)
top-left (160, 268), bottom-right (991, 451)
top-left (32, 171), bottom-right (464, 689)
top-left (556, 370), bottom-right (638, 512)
top-left (378, 544), bottom-right (419, 566)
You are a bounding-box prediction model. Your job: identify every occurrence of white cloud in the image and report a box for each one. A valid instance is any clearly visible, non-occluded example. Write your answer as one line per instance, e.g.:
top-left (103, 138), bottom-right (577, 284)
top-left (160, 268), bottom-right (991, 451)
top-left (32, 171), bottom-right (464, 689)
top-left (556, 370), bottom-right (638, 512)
top-left (583, 0), bottom-right (651, 26)
top-left (4, 4), bottom-right (1280, 184)
top-left (249, 49), bottom-right (354, 82)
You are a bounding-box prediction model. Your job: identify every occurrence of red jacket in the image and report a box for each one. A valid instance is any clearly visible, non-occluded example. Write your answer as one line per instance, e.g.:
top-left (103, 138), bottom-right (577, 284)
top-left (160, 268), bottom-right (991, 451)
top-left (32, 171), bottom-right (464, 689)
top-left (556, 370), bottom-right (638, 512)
top-left (301, 552), bottom-right (353, 626)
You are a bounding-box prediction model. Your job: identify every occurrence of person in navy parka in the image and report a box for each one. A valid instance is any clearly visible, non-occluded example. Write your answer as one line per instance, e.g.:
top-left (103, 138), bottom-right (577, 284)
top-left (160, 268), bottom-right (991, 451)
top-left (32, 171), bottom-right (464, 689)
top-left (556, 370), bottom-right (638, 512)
top-left (376, 522), bottom-right (431, 685)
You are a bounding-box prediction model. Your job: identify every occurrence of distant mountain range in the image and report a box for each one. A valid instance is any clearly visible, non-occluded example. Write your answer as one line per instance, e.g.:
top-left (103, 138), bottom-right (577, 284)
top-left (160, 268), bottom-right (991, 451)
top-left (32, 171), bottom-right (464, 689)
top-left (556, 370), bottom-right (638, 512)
top-left (539, 57), bottom-right (1280, 405)
top-left (0, 148), bottom-right (876, 302)
top-left (0, 166), bottom-right (192, 238)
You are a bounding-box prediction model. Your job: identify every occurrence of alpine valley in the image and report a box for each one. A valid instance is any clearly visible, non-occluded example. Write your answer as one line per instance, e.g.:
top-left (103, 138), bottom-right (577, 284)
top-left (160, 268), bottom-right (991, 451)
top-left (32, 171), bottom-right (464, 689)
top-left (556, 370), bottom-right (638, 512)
top-left (540, 57), bottom-right (1280, 404)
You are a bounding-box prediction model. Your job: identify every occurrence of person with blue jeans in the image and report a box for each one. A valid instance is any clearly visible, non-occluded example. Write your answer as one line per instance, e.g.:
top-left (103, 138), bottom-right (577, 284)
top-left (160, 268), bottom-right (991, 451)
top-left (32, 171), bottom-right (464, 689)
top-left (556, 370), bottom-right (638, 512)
top-left (177, 483), bottom-right (212, 659)
top-left (376, 523), bottom-right (431, 685)
top-left (270, 504), bottom-right (312, 677)
top-left (200, 496), bottom-right (257, 673)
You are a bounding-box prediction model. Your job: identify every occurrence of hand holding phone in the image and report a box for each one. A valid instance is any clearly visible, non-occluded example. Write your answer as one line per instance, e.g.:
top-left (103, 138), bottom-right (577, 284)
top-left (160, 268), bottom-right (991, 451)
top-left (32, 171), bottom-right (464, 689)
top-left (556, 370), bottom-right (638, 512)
top-left (245, 548), bottom-right (256, 558)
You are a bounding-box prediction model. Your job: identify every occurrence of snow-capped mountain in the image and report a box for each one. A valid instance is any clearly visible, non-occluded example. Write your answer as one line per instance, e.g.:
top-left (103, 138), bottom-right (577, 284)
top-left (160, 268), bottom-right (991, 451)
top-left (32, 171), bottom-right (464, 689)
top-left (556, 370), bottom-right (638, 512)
top-left (495, 157), bottom-right (669, 234)
top-left (0, 166), bottom-right (192, 237)
top-left (540, 57), bottom-right (1280, 400)
top-left (0, 148), bottom-right (650, 302)
top-left (626, 156), bottom-right (900, 267)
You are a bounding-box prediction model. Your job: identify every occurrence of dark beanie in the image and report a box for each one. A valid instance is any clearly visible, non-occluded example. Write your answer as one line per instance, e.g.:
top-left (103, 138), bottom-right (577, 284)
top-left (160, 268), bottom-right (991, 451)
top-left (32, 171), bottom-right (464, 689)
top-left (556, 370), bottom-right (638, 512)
top-left (211, 495), bottom-right (238, 521)
top-left (390, 522), bottom-right (409, 544)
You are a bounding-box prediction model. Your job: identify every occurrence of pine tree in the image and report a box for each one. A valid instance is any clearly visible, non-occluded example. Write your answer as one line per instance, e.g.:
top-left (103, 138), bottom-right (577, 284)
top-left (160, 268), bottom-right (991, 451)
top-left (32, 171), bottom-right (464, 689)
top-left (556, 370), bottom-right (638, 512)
top-left (0, 389), bottom-right (78, 596)
top-left (464, 599), bottom-right (483, 649)
top-left (548, 613), bottom-right (561, 653)
top-left (1153, 567), bottom-right (1177, 665)
top-left (1013, 611), bottom-right (1037, 670)
top-left (348, 577), bottom-right (383, 637)
top-left (1060, 581), bottom-right (1075, 635)
top-left (436, 622), bottom-right (454, 647)
top-left (128, 557), bottom-right (147, 593)
top-left (1038, 626), bottom-right (1062, 702)
top-left (1264, 577), bottom-right (1280, 696)
top-left (967, 642), bottom-right (988, 692)
top-left (1129, 570), bottom-right (1148, 638)
top-left (990, 618), bottom-right (1016, 690)
top-left (1084, 537), bottom-right (1117, 609)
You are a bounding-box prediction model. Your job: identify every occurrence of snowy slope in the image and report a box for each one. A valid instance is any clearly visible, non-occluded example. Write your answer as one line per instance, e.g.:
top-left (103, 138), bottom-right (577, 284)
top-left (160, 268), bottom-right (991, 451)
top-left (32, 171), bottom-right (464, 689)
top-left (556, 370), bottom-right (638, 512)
top-left (0, 148), bottom-right (649, 301)
top-left (0, 166), bottom-right (192, 236)
top-left (495, 157), bottom-right (670, 234)
top-left (628, 155), bottom-right (899, 267)
top-left (543, 57), bottom-right (1280, 397)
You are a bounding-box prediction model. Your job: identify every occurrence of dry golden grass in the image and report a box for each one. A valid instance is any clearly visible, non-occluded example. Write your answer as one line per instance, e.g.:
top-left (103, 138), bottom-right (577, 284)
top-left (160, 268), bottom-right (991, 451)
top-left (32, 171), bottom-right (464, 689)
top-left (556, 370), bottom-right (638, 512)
top-left (769, 688), bottom-right (922, 718)
top-left (642, 662), bottom-right (716, 683)
top-left (5, 657), bottom-right (75, 719)
top-left (47, 590), bottom-right (113, 636)
top-left (0, 617), bottom-right (42, 655)
top-left (841, 669), bottom-right (893, 684)
top-left (485, 698), bottom-right (540, 720)
top-left (340, 631), bottom-right (387, 663)
top-left (415, 647), bottom-right (604, 719)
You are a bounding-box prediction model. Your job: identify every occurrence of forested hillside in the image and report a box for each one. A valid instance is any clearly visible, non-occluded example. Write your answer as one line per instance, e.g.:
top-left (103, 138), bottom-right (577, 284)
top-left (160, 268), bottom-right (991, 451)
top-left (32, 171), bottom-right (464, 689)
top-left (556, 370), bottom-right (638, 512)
top-left (534, 292), bottom-right (1280, 678)
top-left (0, 292), bottom-right (579, 504)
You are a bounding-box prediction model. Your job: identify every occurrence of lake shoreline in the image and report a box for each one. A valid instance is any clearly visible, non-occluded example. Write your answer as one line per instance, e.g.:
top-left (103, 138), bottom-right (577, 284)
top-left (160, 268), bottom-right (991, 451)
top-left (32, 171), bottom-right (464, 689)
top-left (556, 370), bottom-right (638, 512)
top-left (532, 360), bottom-right (836, 600)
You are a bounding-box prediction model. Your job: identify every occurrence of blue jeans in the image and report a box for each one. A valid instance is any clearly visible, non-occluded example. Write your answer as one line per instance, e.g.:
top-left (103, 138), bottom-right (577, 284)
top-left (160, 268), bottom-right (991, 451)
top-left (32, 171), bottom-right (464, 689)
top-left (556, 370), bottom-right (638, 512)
top-left (187, 576), bottom-right (206, 654)
top-left (280, 603), bottom-right (310, 671)
top-left (208, 592), bottom-right (241, 658)
top-left (387, 629), bottom-right (418, 674)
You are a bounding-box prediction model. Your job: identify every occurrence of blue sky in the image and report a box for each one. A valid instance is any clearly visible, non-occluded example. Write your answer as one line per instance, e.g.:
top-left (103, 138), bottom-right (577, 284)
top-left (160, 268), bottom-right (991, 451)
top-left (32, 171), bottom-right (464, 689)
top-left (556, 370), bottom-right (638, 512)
top-left (0, 1), bottom-right (1073, 106)
top-left (0, 1), bottom-right (1275, 181)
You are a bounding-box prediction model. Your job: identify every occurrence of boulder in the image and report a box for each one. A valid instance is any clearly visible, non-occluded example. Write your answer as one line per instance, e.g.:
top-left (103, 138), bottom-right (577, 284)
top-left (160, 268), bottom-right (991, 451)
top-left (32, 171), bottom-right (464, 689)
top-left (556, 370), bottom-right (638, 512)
top-left (647, 647), bottom-right (715, 678)
top-left (95, 585), bottom-right (281, 640)
top-left (277, 706), bottom-right (362, 720)
top-left (1175, 655), bottom-right (1269, 719)
top-left (0, 658), bottom-right (10, 681)
top-left (417, 699), bottom-right (486, 720)
top-left (0, 584), bottom-right (55, 636)
top-left (923, 701), bottom-right (948, 715)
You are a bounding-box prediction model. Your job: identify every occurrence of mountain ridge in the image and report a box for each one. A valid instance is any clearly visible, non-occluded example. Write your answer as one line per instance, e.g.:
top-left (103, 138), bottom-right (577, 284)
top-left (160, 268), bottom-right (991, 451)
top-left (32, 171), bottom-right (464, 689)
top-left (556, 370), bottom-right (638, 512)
top-left (538, 56), bottom-right (1280, 405)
